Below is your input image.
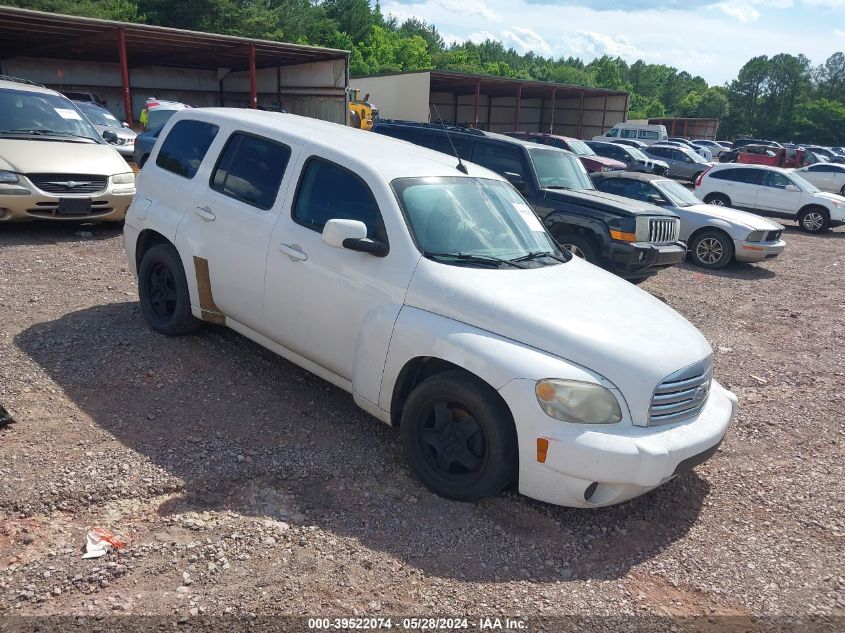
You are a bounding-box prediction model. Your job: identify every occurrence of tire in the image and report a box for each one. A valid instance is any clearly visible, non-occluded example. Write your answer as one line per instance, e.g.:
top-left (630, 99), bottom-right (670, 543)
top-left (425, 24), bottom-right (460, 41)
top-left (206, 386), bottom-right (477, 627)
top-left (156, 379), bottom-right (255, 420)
top-left (704, 193), bottom-right (730, 207)
top-left (400, 370), bottom-right (518, 502)
top-left (138, 243), bottom-right (201, 336)
top-left (840, 185), bottom-right (844, 196)
top-left (798, 207), bottom-right (830, 233)
top-left (690, 230), bottom-right (734, 269)
top-left (138, 154), bottom-right (148, 168)
top-left (552, 231), bottom-right (600, 265)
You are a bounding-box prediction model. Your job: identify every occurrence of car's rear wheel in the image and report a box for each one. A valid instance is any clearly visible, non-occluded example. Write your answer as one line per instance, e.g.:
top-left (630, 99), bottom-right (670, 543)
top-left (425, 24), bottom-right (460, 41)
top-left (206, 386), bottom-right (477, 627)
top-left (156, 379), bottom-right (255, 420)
top-left (840, 184), bottom-right (844, 196)
top-left (138, 243), bottom-right (200, 336)
top-left (690, 230), bottom-right (734, 269)
top-left (400, 370), bottom-right (517, 502)
top-left (704, 193), bottom-right (730, 207)
top-left (798, 207), bottom-right (829, 233)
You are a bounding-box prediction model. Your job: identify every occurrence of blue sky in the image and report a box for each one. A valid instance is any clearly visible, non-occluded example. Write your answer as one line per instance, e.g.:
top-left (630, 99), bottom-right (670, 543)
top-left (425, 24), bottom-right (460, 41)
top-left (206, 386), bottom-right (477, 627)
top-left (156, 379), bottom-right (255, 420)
top-left (381, 0), bottom-right (845, 84)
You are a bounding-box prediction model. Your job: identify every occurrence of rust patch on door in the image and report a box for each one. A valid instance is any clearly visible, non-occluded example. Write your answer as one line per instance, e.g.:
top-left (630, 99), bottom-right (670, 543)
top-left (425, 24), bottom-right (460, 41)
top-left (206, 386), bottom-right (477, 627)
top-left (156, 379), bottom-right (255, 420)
top-left (193, 256), bottom-right (226, 324)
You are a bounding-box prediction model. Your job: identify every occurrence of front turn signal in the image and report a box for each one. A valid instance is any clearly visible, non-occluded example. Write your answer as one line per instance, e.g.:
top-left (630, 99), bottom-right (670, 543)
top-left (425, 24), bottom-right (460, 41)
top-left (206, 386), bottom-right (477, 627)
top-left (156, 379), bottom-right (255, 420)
top-left (609, 229), bottom-right (637, 242)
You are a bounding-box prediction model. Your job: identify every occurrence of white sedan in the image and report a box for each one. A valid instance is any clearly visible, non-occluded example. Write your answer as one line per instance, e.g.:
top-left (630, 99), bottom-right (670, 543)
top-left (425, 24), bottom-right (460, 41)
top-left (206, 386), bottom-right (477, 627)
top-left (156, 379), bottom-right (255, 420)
top-left (794, 163), bottom-right (845, 196)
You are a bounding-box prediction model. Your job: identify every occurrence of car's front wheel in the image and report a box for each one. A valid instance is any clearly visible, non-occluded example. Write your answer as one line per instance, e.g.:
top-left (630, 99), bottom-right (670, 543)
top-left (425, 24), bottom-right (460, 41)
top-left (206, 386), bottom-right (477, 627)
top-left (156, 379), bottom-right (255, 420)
top-left (690, 230), bottom-right (734, 269)
top-left (798, 207), bottom-right (829, 233)
top-left (704, 193), bottom-right (731, 207)
top-left (400, 370), bottom-right (517, 502)
top-left (552, 231), bottom-right (600, 265)
top-left (138, 243), bottom-right (200, 336)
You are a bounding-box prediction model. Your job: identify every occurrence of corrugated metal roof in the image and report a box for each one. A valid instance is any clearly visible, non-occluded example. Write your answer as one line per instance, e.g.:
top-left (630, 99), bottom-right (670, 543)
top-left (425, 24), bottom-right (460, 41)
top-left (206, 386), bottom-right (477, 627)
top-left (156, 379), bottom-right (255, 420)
top-left (0, 6), bottom-right (349, 71)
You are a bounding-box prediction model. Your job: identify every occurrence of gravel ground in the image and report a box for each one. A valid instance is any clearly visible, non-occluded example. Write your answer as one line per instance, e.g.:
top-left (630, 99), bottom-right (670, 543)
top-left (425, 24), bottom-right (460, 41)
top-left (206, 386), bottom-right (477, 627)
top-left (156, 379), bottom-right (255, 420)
top-left (0, 221), bottom-right (843, 632)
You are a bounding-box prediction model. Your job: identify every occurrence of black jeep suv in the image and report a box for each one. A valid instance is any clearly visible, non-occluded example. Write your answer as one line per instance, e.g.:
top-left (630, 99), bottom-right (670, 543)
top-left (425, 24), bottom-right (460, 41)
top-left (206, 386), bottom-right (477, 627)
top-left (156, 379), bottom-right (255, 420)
top-left (373, 120), bottom-right (686, 282)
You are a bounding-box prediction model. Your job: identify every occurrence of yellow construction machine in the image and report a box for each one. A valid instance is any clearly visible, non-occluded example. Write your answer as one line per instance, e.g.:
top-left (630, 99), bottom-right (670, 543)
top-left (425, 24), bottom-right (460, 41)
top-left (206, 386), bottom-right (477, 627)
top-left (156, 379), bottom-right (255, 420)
top-left (347, 88), bottom-right (378, 130)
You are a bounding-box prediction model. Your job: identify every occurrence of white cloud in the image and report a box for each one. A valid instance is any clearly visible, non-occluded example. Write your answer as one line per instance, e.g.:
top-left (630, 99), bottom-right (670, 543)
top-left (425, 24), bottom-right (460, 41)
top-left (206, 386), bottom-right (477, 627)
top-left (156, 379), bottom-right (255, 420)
top-left (711, 2), bottom-right (761, 22)
top-left (803, 0), bottom-right (845, 7)
top-left (435, 0), bottom-right (502, 22)
top-left (564, 31), bottom-right (649, 60)
top-left (836, 29), bottom-right (845, 37)
top-left (501, 27), bottom-right (553, 56)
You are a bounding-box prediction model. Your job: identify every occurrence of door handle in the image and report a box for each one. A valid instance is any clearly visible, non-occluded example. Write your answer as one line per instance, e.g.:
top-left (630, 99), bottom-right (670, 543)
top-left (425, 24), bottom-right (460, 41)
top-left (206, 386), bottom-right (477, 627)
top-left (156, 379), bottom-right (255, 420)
top-left (195, 206), bottom-right (216, 222)
top-left (279, 242), bottom-right (308, 262)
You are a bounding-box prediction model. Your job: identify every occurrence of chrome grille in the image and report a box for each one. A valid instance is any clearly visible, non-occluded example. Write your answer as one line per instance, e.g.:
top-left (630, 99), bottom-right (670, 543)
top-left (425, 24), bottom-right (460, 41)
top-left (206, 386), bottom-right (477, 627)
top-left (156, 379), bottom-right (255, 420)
top-left (649, 356), bottom-right (713, 425)
top-left (648, 217), bottom-right (678, 244)
top-left (27, 173), bottom-right (107, 195)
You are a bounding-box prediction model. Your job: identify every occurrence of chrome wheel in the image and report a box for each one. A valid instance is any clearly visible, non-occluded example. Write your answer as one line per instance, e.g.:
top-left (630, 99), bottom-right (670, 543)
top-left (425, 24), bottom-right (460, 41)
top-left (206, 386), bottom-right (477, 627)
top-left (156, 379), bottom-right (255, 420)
top-left (695, 238), bottom-right (724, 265)
top-left (709, 197), bottom-right (726, 206)
top-left (801, 212), bottom-right (825, 232)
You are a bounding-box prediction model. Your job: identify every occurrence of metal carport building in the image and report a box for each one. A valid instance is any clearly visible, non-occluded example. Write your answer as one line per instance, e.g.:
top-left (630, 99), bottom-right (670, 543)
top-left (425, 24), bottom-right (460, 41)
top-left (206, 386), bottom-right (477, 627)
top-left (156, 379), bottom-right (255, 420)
top-left (350, 70), bottom-right (629, 139)
top-left (0, 6), bottom-right (349, 125)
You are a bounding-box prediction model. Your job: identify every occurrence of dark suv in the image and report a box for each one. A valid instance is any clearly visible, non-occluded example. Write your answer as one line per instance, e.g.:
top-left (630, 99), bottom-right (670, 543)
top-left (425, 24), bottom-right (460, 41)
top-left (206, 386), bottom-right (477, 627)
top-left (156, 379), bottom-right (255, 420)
top-left (373, 120), bottom-right (686, 282)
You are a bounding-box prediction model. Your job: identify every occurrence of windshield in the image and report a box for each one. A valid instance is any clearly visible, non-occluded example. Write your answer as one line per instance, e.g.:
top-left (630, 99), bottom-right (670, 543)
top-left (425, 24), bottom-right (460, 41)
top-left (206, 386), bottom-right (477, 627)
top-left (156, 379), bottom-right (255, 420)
top-left (627, 146), bottom-right (649, 161)
top-left (528, 147), bottom-right (594, 190)
top-left (392, 176), bottom-right (564, 266)
top-left (680, 148), bottom-right (709, 164)
top-left (77, 102), bottom-right (122, 128)
top-left (789, 173), bottom-right (821, 193)
top-left (654, 179), bottom-right (702, 206)
top-left (0, 88), bottom-right (101, 140)
top-left (148, 109), bottom-right (178, 130)
top-left (566, 139), bottom-right (595, 156)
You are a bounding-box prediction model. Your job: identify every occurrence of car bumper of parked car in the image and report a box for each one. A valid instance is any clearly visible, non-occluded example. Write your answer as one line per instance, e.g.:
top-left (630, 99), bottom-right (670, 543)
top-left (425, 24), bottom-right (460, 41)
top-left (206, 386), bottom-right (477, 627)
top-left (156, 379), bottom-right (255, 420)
top-left (734, 238), bottom-right (786, 263)
top-left (609, 241), bottom-right (687, 280)
top-left (0, 183), bottom-right (134, 222)
top-left (501, 378), bottom-right (737, 508)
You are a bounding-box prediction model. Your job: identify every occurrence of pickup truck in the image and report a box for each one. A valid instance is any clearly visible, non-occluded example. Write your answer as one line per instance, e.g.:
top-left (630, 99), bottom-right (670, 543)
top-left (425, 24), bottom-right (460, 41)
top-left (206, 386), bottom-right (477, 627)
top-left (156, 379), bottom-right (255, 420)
top-left (124, 109), bottom-right (737, 508)
top-left (373, 121), bottom-right (686, 283)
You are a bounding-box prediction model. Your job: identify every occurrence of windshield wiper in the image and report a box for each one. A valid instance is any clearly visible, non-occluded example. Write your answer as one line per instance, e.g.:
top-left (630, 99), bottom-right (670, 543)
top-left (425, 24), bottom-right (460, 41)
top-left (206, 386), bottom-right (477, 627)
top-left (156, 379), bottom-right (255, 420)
top-left (0, 129), bottom-right (94, 140)
top-left (543, 185), bottom-right (573, 190)
top-left (510, 250), bottom-right (570, 264)
top-left (423, 251), bottom-right (527, 269)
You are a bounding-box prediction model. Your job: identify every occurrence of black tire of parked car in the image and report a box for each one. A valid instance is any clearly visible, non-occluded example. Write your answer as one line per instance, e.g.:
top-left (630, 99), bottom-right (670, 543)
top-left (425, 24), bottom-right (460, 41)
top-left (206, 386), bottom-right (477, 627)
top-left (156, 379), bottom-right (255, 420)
top-left (797, 206), bottom-right (830, 233)
top-left (138, 243), bottom-right (201, 336)
top-left (551, 231), bottom-right (600, 265)
top-left (139, 154), bottom-right (149, 168)
top-left (840, 184), bottom-right (845, 196)
top-left (690, 230), bottom-right (734, 269)
top-left (704, 193), bottom-right (731, 207)
top-left (400, 370), bottom-right (518, 502)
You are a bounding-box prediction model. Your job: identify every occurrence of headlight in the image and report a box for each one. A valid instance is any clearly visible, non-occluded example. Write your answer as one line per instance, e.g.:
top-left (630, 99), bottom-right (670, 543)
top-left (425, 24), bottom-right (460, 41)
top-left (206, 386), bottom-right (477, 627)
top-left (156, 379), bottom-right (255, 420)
top-left (0, 170), bottom-right (19, 184)
top-left (535, 379), bottom-right (623, 424)
top-left (112, 172), bottom-right (135, 185)
top-left (746, 230), bottom-right (765, 242)
top-left (832, 199), bottom-right (844, 208)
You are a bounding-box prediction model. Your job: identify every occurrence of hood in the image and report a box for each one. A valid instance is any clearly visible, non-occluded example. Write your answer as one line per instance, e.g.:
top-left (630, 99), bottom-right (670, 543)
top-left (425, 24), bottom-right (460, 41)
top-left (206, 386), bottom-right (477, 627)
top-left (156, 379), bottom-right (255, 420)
top-left (582, 155), bottom-right (627, 170)
top-left (814, 191), bottom-right (845, 205)
top-left (680, 203), bottom-right (784, 231)
top-left (543, 188), bottom-right (677, 217)
top-left (642, 158), bottom-right (669, 169)
top-left (0, 139), bottom-right (129, 175)
top-left (405, 257), bottom-right (712, 423)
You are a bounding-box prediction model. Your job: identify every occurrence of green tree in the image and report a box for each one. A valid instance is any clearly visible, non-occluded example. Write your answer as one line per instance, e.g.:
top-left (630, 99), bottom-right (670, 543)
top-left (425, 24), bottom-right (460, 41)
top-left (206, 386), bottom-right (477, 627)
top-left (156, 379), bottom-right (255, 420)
top-left (696, 88), bottom-right (729, 119)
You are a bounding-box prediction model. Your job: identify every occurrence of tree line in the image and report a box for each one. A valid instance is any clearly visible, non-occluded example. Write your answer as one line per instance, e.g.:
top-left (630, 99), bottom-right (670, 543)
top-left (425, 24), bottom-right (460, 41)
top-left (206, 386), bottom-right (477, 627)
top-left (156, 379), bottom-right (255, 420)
top-left (9, 0), bottom-right (845, 143)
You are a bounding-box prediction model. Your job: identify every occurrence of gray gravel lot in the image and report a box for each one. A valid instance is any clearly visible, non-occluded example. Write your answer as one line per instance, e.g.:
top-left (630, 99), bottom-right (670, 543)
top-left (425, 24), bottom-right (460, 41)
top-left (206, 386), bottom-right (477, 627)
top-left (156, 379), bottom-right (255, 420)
top-left (0, 221), bottom-right (843, 631)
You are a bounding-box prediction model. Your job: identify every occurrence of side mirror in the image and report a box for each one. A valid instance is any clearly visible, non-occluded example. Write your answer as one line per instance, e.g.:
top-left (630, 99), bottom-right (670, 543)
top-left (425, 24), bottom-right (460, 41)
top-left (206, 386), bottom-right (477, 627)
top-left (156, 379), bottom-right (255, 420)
top-left (503, 171), bottom-right (526, 190)
top-left (102, 130), bottom-right (118, 143)
top-left (648, 194), bottom-right (668, 206)
top-left (123, 122), bottom-right (130, 128)
top-left (785, 184), bottom-right (800, 192)
top-left (322, 219), bottom-right (388, 256)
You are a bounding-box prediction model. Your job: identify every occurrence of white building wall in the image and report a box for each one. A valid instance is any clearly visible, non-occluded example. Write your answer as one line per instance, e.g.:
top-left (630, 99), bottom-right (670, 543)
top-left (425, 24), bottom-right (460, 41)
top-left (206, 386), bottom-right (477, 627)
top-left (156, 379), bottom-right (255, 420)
top-left (349, 73), bottom-right (431, 122)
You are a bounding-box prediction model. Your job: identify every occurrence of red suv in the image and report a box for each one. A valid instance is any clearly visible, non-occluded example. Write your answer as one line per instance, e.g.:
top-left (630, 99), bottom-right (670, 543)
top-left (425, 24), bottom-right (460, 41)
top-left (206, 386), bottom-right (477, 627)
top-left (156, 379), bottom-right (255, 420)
top-left (506, 132), bottom-right (626, 173)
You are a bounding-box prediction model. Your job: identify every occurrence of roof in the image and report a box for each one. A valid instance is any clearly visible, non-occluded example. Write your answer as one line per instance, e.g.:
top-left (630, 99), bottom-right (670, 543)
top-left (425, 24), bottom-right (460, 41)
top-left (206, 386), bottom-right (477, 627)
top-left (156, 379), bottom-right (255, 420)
top-left (0, 6), bottom-right (348, 71)
top-left (171, 108), bottom-right (509, 182)
top-left (0, 77), bottom-right (60, 96)
top-left (354, 70), bottom-right (628, 99)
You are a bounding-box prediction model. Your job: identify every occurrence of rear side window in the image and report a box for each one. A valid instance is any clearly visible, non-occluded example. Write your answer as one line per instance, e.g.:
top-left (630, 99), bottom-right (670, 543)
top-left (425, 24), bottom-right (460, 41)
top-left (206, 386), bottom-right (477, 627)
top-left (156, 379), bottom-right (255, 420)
top-left (156, 120), bottom-right (218, 179)
top-left (292, 158), bottom-right (387, 242)
top-left (648, 147), bottom-right (668, 157)
top-left (376, 125), bottom-right (419, 143)
top-left (638, 130), bottom-right (659, 140)
top-left (712, 168), bottom-right (762, 184)
top-left (620, 129), bottom-right (638, 138)
top-left (210, 132), bottom-right (290, 210)
top-left (471, 143), bottom-right (528, 179)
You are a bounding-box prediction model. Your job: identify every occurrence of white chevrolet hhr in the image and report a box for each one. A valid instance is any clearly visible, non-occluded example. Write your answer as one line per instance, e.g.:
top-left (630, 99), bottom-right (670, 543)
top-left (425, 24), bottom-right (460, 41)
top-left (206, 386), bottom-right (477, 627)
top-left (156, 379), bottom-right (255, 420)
top-left (124, 109), bottom-right (737, 508)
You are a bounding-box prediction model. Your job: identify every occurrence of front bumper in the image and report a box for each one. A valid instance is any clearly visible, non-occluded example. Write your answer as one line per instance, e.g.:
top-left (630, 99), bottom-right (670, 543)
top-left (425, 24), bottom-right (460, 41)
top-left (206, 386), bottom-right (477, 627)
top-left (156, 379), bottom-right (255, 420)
top-left (734, 238), bottom-right (786, 262)
top-left (0, 179), bottom-right (134, 222)
top-left (609, 240), bottom-right (687, 279)
top-left (500, 378), bottom-right (738, 508)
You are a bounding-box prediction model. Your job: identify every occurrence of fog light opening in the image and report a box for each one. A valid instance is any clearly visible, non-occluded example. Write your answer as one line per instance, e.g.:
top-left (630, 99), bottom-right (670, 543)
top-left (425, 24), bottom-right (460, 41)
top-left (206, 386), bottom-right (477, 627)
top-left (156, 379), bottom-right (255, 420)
top-left (638, 252), bottom-right (645, 261)
top-left (584, 482), bottom-right (599, 501)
